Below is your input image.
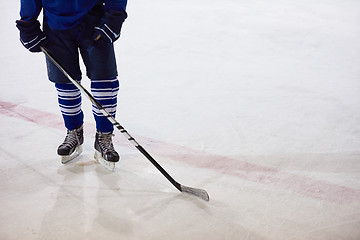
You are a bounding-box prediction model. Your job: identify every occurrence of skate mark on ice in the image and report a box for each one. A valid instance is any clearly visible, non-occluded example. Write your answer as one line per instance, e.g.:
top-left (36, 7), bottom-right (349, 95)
top-left (1, 100), bottom-right (360, 203)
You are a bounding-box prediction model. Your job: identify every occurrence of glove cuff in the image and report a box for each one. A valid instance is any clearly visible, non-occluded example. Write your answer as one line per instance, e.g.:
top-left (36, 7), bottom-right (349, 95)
top-left (94, 10), bottom-right (127, 43)
top-left (16, 20), bottom-right (41, 33)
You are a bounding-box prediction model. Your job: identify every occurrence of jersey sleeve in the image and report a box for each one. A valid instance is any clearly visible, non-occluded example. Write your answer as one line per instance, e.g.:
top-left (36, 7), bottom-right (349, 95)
top-left (19, 0), bottom-right (43, 21)
top-left (104, 0), bottom-right (127, 11)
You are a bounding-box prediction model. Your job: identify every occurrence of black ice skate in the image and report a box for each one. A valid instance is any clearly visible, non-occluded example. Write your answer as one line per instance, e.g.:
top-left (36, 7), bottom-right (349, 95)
top-left (57, 126), bottom-right (84, 164)
top-left (94, 131), bottom-right (119, 171)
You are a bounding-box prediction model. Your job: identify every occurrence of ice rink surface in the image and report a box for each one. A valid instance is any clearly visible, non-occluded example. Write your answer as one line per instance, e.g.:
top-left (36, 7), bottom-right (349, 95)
top-left (1, 0), bottom-right (360, 239)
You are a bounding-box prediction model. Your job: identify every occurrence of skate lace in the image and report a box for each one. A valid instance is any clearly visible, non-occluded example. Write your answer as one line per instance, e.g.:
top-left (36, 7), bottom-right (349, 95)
top-left (61, 129), bottom-right (80, 148)
top-left (98, 133), bottom-right (115, 153)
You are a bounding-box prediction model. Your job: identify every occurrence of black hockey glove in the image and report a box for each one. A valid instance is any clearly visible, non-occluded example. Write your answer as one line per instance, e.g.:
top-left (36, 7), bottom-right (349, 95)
top-left (16, 20), bottom-right (47, 53)
top-left (93, 10), bottom-right (127, 43)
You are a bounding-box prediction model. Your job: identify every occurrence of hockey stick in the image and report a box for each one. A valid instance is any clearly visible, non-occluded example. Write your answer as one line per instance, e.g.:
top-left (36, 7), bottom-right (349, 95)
top-left (41, 47), bottom-right (209, 201)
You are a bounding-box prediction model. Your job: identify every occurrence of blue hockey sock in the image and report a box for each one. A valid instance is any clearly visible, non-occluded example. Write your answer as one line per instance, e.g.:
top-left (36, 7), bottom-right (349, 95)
top-left (91, 78), bottom-right (119, 133)
top-left (55, 82), bottom-right (84, 130)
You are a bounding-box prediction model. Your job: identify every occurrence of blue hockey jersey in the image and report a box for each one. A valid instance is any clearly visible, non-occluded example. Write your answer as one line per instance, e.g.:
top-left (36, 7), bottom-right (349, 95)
top-left (20, 0), bottom-right (127, 30)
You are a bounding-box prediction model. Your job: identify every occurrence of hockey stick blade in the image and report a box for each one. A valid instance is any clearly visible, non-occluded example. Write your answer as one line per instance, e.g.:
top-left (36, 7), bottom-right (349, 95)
top-left (181, 185), bottom-right (209, 201)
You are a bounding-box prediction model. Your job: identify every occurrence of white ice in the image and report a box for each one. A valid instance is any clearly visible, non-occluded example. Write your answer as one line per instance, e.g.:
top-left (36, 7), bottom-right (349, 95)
top-left (1, 0), bottom-right (360, 239)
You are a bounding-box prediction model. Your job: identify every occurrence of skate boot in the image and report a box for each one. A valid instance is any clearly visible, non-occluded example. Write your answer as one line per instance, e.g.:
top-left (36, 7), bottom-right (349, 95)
top-left (57, 125), bottom-right (84, 164)
top-left (94, 131), bottom-right (119, 170)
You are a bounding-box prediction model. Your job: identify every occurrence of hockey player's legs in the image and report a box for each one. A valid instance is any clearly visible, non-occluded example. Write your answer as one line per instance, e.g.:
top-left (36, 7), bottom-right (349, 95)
top-left (78, 20), bottom-right (120, 168)
top-left (89, 78), bottom-right (119, 132)
top-left (55, 83), bottom-right (84, 130)
top-left (43, 8), bottom-right (120, 167)
top-left (85, 63), bottom-right (120, 167)
top-left (77, 8), bottom-right (119, 132)
top-left (91, 79), bottom-right (120, 168)
top-left (43, 22), bottom-right (85, 162)
top-left (79, 37), bottom-right (119, 133)
top-left (55, 82), bottom-right (84, 163)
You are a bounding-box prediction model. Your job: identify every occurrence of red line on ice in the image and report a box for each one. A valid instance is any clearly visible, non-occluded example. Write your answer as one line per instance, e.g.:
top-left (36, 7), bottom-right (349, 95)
top-left (0, 101), bottom-right (64, 130)
top-left (1, 100), bottom-right (359, 204)
top-left (159, 150), bottom-right (360, 204)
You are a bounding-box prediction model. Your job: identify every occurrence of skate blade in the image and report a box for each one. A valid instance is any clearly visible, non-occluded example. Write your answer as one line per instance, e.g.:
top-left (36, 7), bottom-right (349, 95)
top-left (94, 150), bottom-right (116, 171)
top-left (61, 145), bottom-right (83, 164)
